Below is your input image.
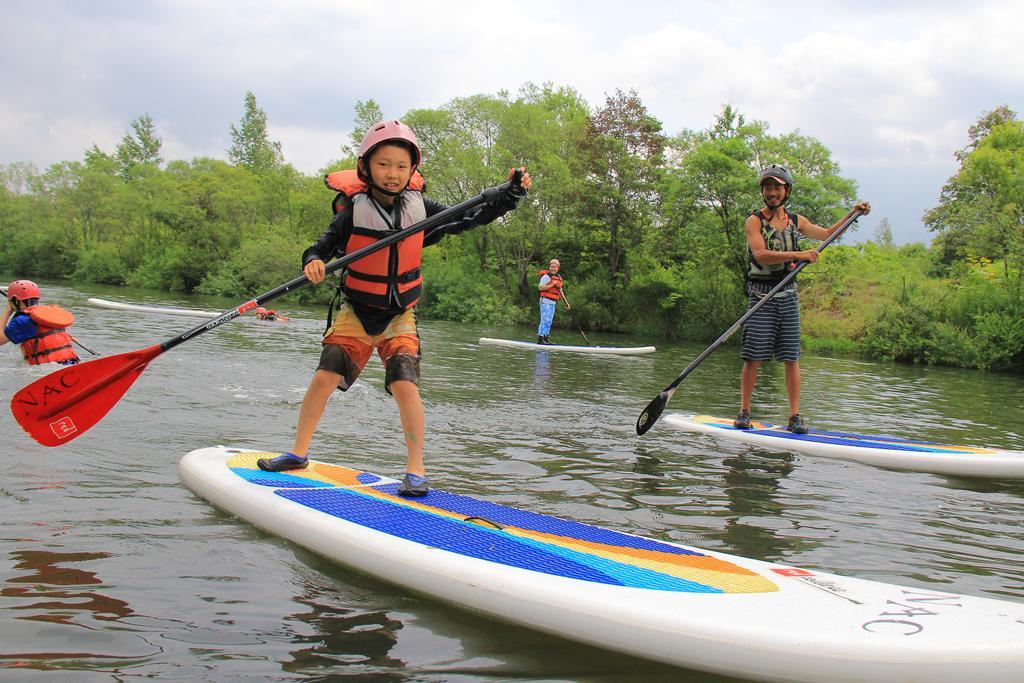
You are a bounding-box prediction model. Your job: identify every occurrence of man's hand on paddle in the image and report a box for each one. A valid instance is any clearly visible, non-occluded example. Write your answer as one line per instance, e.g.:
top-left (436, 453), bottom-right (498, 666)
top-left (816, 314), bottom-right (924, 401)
top-left (795, 249), bottom-right (820, 263)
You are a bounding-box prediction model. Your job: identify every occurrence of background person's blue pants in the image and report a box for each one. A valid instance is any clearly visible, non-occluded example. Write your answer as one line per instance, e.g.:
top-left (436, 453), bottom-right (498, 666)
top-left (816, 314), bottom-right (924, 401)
top-left (537, 299), bottom-right (556, 337)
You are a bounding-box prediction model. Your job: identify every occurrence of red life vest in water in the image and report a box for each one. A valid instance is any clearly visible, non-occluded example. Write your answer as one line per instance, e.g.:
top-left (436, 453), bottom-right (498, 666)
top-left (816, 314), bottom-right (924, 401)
top-left (323, 169), bottom-right (427, 310)
top-left (538, 269), bottom-right (564, 302)
top-left (19, 305), bottom-right (79, 365)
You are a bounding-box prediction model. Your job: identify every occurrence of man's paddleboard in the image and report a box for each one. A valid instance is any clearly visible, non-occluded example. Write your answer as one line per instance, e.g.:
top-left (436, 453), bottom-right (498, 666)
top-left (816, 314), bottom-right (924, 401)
top-left (87, 297), bottom-right (222, 318)
top-left (179, 446), bottom-right (1024, 682)
top-left (479, 337), bottom-right (655, 355)
top-left (663, 413), bottom-right (1024, 479)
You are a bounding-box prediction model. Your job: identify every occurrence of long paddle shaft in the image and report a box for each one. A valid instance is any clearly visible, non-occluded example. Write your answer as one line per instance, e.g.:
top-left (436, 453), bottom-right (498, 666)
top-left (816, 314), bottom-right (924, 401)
top-left (558, 289), bottom-right (590, 345)
top-left (11, 174), bottom-right (521, 446)
top-left (635, 208), bottom-right (864, 436)
top-left (70, 337), bottom-right (100, 356)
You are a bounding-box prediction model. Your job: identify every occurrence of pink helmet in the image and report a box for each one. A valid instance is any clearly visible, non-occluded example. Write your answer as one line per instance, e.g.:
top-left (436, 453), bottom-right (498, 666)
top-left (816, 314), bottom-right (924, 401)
top-left (7, 279), bottom-right (41, 301)
top-left (255, 307), bottom-right (268, 315)
top-left (357, 120), bottom-right (421, 166)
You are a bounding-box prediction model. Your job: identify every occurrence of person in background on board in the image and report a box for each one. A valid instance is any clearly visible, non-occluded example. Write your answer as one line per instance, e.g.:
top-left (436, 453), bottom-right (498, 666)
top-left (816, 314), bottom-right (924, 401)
top-left (0, 280), bottom-right (79, 366)
top-left (257, 119), bottom-right (532, 497)
top-left (537, 258), bottom-right (569, 345)
top-left (734, 164), bottom-right (870, 434)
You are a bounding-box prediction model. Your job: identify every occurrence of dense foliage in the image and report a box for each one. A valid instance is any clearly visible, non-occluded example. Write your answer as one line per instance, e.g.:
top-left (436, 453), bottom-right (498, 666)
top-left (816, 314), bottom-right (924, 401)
top-left (1, 89), bottom-right (1020, 373)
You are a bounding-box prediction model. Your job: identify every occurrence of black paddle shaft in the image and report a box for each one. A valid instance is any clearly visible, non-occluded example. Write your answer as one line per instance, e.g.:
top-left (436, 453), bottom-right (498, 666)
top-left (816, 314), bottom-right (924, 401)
top-left (161, 175), bottom-right (520, 353)
top-left (636, 208), bottom-right (864, 435)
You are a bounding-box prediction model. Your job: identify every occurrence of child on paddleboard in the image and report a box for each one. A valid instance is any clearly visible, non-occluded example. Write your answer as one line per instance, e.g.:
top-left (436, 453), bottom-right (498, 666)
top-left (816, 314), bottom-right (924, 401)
top-left (734, 164), bottom-right (869, 434)
top-left (0, 280), bottom-right (80, 366)
top-left (258, 119), bottom-right (532, 496)
top-left (536, 257), bottom-right (569, 345)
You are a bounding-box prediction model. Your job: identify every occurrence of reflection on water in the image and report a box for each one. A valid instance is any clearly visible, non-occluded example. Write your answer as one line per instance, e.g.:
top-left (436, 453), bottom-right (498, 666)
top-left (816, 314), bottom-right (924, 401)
top-left (534, 350), bottom-right (551, 385)
top-left (719, 452), bottom-right (803, 562)
top-left (1, 280), bottom-right (1023, 681)
top-left (5, 550), bottom-right (133, 625)
top-left (283, 591), bottom-right (402, 674)
top-left (0, 549), bottom-right (156, 671)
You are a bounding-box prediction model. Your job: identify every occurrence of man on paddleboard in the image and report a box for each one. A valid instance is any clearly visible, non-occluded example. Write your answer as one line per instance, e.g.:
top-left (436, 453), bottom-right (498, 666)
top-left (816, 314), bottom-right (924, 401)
top-left (734, 165), bottom-right (869, 434)
top-left (258, 120), bottom-right (532, 497)
top-left (537, 258), bottom-right (569, 345)
top-left (1, 280), bottom-right (80, 366)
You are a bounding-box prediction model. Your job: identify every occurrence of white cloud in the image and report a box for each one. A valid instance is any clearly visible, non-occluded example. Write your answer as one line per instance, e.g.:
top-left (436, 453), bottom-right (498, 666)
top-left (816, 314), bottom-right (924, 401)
top-left (1, 0), bottom-right (1022, 243)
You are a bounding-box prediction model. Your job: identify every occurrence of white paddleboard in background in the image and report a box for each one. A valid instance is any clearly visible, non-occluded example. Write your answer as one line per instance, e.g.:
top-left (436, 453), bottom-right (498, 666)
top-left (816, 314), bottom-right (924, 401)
top-left (180, 446), bottom-right (1024, 683)
top-left (479, 337), bottom-right (655, 355)
top-left (87, 297), bottom-right (222, 318)
top-left (663, 413), bottom-right (1024, 479)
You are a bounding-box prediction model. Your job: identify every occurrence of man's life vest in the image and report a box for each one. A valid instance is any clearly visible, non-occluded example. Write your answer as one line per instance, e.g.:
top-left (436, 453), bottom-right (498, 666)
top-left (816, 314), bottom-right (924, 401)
top-left (539, 269), bottom-right (564, 301)
top-left (18, 305), bottom-right (79, 365)
top-left (323, 169), bottom-right (427, 311)
top-left (748, 209), bottom-right (800, 282)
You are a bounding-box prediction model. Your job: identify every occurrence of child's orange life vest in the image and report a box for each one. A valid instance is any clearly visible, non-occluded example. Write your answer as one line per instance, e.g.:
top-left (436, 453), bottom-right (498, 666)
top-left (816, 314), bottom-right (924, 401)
top-left (323, 169), bottom-right (427, 310)
top-left (19, 305), bottom-right (79, 365)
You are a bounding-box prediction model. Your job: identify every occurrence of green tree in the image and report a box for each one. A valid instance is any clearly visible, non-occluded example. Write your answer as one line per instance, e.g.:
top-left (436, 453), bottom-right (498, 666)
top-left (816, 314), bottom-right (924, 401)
top-left (228, 91), bottom-right (283, 173)
top-left (924, 105), bottom-right (1019, 266)
top-left (116, 114), bottom-right (163, 179)
top-left (345, 99), bottom-right (385, 155)
top-left (583, 89), bottom-right (665, 286)
top-left (873, 217), bottom-right (895, 247)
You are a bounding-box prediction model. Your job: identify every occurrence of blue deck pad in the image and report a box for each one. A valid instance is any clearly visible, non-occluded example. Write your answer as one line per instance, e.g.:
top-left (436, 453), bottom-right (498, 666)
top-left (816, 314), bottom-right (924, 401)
top-left (741, 427), bottom-right (970, 454)
top-left (370, 484), bottom-right (702, 557)
top-left (501, 526), bottom-right (723, 593)
top-left (277, 487), bottom-right (723, 592)
top-left (231, 468), bottom-right (335, 489)
top-left (738, 422), bottom-right (928, 445)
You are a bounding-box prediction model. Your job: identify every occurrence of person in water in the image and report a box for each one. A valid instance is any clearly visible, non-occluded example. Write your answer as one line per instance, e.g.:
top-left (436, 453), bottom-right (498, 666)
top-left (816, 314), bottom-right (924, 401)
top-left (255, 307), bottom-right (279, 321)
top-left (537, 258), bottom-right (569, 345)
top-left (257, 119), bottom-right (532, 497)
top-left (734, 164), bottom-right (869, 434)
top-left (0, 280), bottom-right (80, 366)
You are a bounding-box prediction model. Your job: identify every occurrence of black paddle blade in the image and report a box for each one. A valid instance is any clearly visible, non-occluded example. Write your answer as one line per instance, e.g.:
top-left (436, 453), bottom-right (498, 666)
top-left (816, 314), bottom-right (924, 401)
top-left (636, 391), bottom-right (670, 435)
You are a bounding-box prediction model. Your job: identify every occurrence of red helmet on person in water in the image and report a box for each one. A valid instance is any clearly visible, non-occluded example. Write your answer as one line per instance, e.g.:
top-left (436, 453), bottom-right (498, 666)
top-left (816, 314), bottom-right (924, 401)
top-left (357, 120), bottom-right (422, 167)
top-left (7, 280), bottom-right (41, 301)
top-left (256, 307), bottom-right (268, 315)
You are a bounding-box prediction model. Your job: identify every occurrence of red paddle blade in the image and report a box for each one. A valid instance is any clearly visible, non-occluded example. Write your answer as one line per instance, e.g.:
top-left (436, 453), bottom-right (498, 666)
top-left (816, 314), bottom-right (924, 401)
top-left (10, 345), bottom-right (163, 447)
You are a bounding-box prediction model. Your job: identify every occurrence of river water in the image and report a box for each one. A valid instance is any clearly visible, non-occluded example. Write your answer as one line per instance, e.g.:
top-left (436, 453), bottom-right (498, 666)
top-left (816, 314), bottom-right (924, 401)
top-left (2, 280), bottom-right (1023, 682)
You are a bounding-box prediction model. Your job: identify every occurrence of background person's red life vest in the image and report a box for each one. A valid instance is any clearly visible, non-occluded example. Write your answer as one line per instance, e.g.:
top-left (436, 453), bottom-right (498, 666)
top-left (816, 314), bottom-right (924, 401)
top-left (19, 305), bottom-right (78, 365)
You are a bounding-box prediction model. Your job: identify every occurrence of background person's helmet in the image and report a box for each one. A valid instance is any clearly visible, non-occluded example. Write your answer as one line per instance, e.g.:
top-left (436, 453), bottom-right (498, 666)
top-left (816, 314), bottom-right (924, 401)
top-left (759, 164), bottom-right (794, 191)
top-left (7, 279), bottom-right (41, 301)
top-left (357, 120), bottom-right (422, 167)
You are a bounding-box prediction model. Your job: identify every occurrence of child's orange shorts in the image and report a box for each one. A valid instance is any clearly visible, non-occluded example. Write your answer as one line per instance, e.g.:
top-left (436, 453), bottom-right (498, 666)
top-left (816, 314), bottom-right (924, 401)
top-left (318, 303), bottom-right (420, 393)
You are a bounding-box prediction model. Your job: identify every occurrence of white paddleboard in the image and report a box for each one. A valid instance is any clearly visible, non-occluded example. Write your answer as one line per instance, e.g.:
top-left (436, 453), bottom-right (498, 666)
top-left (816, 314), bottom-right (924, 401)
top-left (180, 446), bottom-right (1024, 682)
top-left (663, 413), bottom-right (1024, 479)
top-left (479, 337), bottom-right (655, 355)
top-left (87, 297), bottom-right (222, 318)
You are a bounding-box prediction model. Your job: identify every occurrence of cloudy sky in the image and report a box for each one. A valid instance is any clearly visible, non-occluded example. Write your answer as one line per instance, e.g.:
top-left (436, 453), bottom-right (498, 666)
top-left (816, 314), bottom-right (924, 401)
top-left (2, 0), bottom-right (1022, 244)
